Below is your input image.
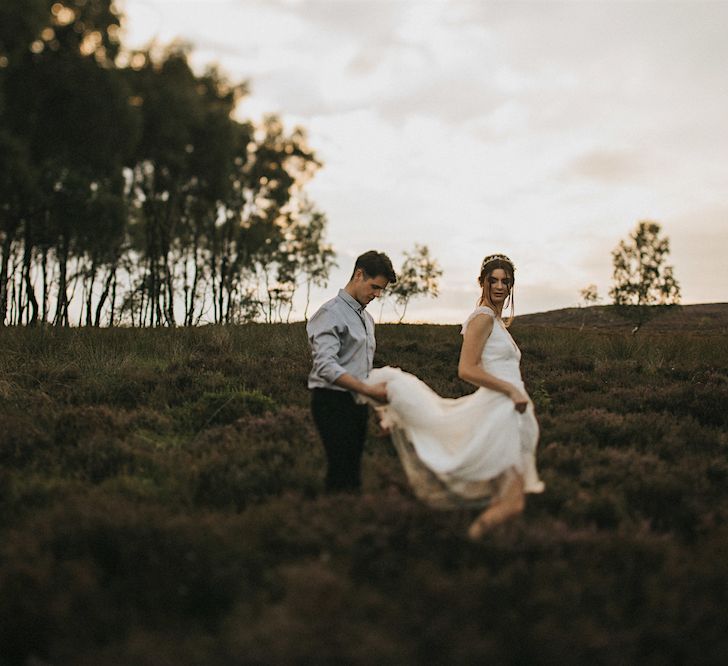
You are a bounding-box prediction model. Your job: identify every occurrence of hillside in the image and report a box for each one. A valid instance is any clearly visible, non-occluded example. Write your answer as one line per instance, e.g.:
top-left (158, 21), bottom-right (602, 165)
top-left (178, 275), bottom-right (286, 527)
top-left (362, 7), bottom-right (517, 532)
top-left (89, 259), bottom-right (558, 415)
top-left (0, 324), bottom-right (727, 664)
top-left (516, 302), bottom-right (728, 333)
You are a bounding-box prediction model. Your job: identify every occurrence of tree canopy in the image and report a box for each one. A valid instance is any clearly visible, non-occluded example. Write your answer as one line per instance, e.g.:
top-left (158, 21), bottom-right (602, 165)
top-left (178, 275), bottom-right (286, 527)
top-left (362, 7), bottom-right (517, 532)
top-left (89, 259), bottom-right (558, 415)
top-left (0, 0), bottom-right (335, 326)
top-left (610, 221), bottom-right (680, 307)
top-left (388, 244), bottom-right (443, 323)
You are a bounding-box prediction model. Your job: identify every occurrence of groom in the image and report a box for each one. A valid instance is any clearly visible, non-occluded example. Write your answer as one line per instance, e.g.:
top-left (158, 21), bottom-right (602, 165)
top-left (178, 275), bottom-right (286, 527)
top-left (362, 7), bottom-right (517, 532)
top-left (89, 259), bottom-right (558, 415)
top-left (307, 250), bottom-right (397, 493)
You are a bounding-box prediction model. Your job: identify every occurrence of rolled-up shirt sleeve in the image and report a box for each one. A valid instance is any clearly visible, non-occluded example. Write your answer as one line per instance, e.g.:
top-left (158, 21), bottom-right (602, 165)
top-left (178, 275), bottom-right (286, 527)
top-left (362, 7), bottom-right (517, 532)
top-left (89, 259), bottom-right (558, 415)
top-left (307, 310), bottom-right (347, 385)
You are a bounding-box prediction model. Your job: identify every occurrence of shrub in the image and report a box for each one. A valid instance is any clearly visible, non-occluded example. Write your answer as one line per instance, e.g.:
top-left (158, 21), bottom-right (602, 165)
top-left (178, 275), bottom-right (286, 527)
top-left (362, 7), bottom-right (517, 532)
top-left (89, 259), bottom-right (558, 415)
top-left (0, 413), bottom-right (53, 469)
top-left (192, 421), bottom-right (318, 510)
top-left (181, 389), bottom-right (277, 432)
top-left (1, 323), bottom-right (727, 663)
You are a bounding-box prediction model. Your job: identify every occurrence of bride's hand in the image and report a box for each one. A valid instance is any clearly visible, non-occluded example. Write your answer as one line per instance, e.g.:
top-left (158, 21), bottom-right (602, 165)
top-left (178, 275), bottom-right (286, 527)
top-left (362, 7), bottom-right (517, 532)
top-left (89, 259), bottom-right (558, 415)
top-left (509, 388), bottom-right (529, 413)
top-left (374, 406), bottom-right (391, 436)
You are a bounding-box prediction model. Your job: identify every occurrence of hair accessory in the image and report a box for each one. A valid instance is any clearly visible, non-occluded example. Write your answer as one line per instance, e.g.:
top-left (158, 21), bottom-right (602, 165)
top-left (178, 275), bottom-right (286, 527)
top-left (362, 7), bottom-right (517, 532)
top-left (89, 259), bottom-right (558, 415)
top-left (481, 253), bottom-right (514, 272)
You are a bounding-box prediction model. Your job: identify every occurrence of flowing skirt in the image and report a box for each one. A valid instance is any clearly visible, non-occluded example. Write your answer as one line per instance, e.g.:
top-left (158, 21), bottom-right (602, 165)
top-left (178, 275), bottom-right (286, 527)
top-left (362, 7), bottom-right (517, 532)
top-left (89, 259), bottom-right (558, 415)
top-left (368, 366), bottom-right (545, 509)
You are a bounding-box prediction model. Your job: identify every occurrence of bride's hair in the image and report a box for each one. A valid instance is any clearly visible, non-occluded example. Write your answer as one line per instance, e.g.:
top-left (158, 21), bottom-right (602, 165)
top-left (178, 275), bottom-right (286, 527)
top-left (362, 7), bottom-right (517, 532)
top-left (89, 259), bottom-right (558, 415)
top-left (478, 254), bottom-right (515, 327)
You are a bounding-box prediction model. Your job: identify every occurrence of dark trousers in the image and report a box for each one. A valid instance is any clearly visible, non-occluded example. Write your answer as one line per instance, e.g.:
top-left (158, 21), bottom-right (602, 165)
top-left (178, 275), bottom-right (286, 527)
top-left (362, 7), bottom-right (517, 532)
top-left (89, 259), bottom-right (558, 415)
top-left (311, 388), bottom-right (369, 492)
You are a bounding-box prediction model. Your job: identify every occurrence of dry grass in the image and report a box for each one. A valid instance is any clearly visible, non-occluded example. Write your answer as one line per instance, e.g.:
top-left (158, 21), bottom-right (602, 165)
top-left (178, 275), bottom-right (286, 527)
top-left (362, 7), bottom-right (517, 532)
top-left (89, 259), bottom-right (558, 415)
top-left (1, 319), bottom-right (727, 664)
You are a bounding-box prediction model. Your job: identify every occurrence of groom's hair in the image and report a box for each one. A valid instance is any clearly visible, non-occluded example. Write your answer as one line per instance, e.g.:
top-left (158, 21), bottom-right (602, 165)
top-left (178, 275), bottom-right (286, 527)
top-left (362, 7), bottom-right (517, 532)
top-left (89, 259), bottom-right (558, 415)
top-left (351, 251), bottom-right (397, 283)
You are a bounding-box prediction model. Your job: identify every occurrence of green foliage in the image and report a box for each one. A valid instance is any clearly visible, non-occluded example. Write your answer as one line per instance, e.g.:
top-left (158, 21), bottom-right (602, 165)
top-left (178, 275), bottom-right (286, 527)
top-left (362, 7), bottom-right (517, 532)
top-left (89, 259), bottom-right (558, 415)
top-left (278, 200), bottom-right (338, 321)
top-left (0, 0), bottom-right (335, 328)
top-left (182, 389), bottom-right (277, 430)
top-left (611, 220), bottom-right (680, 307)
top-left (579, 283), bottom-right (599, 305)
top-left (1, 323), bottom-right (728, 663)
top-left (388, 244), bottom-right (443, 323)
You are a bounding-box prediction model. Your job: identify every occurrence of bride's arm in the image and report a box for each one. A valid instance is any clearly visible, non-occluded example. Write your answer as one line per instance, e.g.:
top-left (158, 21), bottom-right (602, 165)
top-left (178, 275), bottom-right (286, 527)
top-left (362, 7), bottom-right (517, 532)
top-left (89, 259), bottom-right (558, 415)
top-left (457, 314), bottom-right (528, 412)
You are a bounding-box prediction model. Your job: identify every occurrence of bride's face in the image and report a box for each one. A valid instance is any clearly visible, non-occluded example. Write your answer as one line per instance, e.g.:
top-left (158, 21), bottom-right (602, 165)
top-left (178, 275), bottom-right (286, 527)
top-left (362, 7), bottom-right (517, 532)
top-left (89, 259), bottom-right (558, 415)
top-left (486, 268), bottom-right (512, 305)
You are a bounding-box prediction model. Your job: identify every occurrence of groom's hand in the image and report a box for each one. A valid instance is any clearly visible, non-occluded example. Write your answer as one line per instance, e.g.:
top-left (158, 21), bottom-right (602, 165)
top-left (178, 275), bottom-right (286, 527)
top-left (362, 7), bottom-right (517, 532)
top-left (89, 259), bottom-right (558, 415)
top-left (333, 373), bottom-right (388, 403)
top-left (365, 382), bottom-right (389, 404)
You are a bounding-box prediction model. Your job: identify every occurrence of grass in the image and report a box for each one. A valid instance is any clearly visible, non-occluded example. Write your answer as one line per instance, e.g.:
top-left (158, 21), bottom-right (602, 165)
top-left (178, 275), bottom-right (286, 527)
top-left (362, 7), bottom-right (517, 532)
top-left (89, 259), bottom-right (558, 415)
top-left (1, 321), bottom-right (727, 664)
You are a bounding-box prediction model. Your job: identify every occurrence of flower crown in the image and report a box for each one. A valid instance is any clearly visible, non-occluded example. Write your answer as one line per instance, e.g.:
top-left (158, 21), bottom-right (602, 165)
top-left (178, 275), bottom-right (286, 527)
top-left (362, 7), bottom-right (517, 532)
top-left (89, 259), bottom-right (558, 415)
top-left (481, 253), bottom-right (515, 272)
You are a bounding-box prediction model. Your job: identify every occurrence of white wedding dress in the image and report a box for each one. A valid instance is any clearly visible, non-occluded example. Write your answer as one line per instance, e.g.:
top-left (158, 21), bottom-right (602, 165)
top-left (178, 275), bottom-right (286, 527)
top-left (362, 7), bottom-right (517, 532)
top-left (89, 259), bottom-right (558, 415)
top-left (368, 306), bottom-right (544, 509)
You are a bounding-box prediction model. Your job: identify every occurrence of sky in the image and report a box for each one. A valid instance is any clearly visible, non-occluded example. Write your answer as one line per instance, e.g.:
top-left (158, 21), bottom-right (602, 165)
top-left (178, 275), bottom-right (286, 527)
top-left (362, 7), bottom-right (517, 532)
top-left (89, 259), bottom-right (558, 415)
top-left (120, 0), bottom-right (728, 323)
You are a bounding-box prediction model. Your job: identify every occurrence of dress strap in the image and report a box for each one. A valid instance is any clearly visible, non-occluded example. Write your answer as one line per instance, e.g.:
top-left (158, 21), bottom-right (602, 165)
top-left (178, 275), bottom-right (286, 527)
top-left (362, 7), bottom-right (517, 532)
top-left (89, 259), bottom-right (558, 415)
top-left (461, 306), bottom-right (496, 335)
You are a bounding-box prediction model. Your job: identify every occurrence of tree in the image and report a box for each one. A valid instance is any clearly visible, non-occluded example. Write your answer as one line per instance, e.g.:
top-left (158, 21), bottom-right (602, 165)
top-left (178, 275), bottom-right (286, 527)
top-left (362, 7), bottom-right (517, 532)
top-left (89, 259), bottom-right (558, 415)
top-left (0, 0), bottom-right (330, 327)
top-left (277, 201), bottom-right (336, 321)
top-left (1, 0), bottom-right (137, 326)
top-left (0, 133), bottom-right (36, 326)
top-left (610, 221), bottom-right (680, 306)
top-left (580, 284), bottom-right (600, 306)
top-left (389, 244), bottom-right (443, 323)
top-left (297, 209), bottom-right (336, 321)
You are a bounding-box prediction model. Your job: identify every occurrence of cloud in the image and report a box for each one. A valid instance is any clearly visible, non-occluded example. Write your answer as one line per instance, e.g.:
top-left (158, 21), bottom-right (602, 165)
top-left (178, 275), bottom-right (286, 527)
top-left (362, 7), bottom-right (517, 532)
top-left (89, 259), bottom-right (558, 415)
top-left (121, 0), bottom-right (728, 320)
top-left (566, 149), bottom-right (646, 184)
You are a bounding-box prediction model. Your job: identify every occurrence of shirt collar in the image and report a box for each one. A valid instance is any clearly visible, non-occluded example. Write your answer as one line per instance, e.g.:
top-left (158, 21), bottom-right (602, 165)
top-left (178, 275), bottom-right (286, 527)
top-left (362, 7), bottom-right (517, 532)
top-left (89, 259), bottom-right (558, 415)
top-left (338, 288), bottom-right (366, 314)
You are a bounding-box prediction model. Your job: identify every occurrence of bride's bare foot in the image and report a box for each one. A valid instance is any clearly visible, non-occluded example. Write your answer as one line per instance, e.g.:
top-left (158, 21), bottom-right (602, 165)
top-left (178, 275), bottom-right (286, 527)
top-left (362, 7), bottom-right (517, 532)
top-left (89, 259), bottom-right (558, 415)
top-left (467, 500), bottom-right (522, 539)
top-left (467, 474), bottom-right (525, 540)
top-left (467, 513), bottom-right (496, 540)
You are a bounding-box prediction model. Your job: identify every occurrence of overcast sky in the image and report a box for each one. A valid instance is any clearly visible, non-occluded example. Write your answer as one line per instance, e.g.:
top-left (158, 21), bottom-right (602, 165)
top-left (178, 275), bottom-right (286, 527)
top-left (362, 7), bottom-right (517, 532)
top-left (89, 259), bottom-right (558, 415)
top-left (121, 0), bottom-right (728, 322)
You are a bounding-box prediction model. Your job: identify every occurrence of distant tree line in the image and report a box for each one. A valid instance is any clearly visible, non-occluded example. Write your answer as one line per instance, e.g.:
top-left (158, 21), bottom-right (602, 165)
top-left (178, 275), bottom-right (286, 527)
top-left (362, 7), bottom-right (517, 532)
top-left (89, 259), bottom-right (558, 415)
top-left (0, 0), bottom-right (336, 327)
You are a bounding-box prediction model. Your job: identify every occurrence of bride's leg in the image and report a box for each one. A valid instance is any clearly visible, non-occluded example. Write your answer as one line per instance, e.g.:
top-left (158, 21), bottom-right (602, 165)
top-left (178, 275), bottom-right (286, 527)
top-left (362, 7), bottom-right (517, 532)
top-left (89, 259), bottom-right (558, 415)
top-left (467, 473), bottom-right (525, 539)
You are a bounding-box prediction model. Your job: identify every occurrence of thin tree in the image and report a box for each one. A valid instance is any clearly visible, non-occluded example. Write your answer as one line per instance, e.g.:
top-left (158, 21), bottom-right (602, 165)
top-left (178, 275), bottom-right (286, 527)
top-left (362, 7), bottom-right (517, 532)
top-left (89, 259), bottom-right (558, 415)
top-left (390, 244), bottom-right (443, 323)
top-left (610, 221), bottom-right (680, 333)
top-left (580, 284), bottom-right (600, 306)
top-left (280, 202), bottom-right (336, 320)
top-left (610, 221), bottom-right (680, 306)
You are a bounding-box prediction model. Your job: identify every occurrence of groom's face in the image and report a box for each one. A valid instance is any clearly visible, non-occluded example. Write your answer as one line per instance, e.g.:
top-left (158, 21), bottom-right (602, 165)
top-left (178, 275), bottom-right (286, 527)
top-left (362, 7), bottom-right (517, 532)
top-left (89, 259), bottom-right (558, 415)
top-left (353, 269), bottom-right (389, 307)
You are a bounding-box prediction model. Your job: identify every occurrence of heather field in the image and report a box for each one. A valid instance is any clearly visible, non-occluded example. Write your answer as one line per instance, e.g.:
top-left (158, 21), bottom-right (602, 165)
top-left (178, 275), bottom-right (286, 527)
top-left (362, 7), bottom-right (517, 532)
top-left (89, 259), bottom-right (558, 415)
top-left (1, 309), bottom-right (727, 665)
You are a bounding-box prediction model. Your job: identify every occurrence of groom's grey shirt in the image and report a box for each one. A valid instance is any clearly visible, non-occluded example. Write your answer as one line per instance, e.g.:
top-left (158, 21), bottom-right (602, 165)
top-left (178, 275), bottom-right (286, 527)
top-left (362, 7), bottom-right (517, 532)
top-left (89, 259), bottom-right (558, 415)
top-left (307, 289), bottom-right (375, 392)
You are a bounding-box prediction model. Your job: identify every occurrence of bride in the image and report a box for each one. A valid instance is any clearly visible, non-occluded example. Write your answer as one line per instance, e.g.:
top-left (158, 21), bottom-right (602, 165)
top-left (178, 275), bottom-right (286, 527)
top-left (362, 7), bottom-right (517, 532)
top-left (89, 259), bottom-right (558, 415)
top-left (368, 254), bottom-right (544, 539)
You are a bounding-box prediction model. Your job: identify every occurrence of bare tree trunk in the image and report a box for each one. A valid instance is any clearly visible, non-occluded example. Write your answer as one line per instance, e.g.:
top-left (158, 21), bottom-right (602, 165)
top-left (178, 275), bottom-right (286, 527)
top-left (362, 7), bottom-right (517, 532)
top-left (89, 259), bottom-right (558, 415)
top-left (85, 259), bottom-right (97, 326)
top-left (68, 257), bottom-right (81, 327)
top-left (149, 261), bottom-right (157, 327)
top-left (187, 236), bottom-right (201, 326)
top-left (138, 259), bottom-right (149, 327)
top-left (78, 279), bottom-right (85, 326)
top-left (155, 258), bottom-right (164, 327)
top-left (9, 261), bottom-right (17, 325)
top-left (183, 244), bottom-right (192, 326)
top-left (194, 288), bottom-right (208, 325)
top-left (224, 284), bottom-right (234, 324)
top-left (219, 252), bottom-right (227, 325)
top-left (264, 268), bottom-right (273, 324)
top-left (23, 239), bottom-right (38, 326)
top-left (210, 239), bottom-right (218, 324)
top-left (110, 271), bottom-right (117, 327)
top-left (54, 236), bottom-right (70, 327)
top-left (397, 298), bottom-right (409, 324)
top-left (17, 249), bottom-right (26, 325)
top-left (286, 285), bottom-right (296, 323)
top-left (183, 281), bottom-right (190, 324)
top-left (304, 279), bottom-right (312, 321)
top-left (41, 247), bottom-right (49, 324)
top-left (165, 252), bottom-right (176, 326)
top-left (0, 232), bottom-right (13, 326)
top-left (95, 263), bottom-right (116, 327)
